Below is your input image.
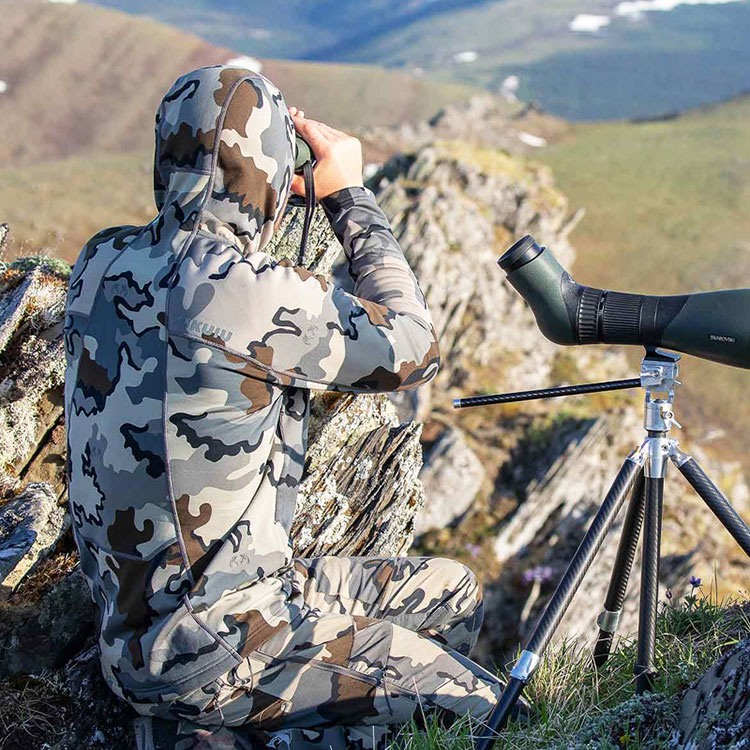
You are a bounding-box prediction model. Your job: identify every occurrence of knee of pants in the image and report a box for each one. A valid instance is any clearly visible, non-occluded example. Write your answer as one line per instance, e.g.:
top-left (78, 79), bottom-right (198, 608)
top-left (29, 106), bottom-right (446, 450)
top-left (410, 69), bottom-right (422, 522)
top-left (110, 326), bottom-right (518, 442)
top-left (430, 558), bottom-right (482, 614)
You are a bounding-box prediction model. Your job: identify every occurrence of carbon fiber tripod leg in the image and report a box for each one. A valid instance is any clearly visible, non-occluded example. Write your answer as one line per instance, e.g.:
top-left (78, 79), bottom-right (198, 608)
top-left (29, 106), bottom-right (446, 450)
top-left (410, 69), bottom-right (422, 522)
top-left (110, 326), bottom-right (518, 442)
top-left (474, 452), bottom-right (643, 750)
top-left (673, 450), bottom-right (750, 557)
top-left (635, 475), bottom-right (664, 694)
top-left (594, 470), bottom-right (646, 668)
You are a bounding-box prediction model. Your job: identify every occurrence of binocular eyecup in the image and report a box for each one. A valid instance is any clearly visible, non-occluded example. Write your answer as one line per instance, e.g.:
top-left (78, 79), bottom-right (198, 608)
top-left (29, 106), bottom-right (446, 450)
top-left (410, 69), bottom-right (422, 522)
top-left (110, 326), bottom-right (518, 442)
top-left (499, 236), bottom-right (750, 370)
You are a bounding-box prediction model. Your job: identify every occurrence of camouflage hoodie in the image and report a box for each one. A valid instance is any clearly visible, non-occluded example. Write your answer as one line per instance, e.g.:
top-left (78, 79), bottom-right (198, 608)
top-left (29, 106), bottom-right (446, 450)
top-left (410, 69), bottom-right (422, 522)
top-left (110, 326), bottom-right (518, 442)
top-left (63, 66), bottom-right (439, 704)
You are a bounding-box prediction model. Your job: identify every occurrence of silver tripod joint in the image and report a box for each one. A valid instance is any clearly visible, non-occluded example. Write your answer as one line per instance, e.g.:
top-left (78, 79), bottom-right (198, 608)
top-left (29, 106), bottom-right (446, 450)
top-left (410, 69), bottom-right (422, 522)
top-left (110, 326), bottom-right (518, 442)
top-left (510, 650), bottom-right (541, 682)
top-left (670, 444), bottom-right (693, 467)
top-left (640, 350), bottom-right (682, 479)
top-left (597, 608), bottom-right (623, 635)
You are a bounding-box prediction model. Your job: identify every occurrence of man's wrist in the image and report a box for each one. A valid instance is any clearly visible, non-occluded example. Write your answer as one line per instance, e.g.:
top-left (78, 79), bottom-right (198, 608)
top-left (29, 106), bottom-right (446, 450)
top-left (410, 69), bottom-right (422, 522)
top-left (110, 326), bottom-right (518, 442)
top-left (320, 185), bottom-right (372, 216)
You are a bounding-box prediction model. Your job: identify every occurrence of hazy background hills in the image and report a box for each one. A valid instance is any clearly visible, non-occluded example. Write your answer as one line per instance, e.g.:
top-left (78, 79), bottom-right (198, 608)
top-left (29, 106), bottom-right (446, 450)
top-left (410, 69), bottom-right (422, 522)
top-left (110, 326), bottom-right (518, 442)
top-left (91, 0), bottom-right (750, 120)
top-left (0, 0), bottom-right (482, 256)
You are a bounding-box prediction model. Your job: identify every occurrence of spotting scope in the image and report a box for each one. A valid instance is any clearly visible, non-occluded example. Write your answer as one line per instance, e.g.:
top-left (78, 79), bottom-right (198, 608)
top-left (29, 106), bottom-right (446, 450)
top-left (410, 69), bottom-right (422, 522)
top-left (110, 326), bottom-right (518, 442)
top-left (499, 236), bottom-right (750, 370)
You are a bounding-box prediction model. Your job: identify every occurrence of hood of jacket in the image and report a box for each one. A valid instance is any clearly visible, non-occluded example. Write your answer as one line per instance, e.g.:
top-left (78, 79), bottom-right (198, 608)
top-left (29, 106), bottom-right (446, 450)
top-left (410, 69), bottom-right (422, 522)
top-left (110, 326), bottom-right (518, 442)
top-left (153, 65), bottom-right (294, 255)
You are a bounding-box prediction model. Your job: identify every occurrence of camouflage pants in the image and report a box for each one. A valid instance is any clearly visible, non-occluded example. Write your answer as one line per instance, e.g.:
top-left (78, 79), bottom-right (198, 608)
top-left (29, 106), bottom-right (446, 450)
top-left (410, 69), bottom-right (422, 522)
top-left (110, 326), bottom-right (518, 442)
top-left (140, 556), bottom-right (502, 749)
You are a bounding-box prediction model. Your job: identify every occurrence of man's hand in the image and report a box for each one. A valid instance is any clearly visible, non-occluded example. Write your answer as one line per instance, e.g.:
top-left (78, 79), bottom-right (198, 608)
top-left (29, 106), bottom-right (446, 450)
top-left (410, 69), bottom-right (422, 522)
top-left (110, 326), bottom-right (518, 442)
top-left (289, 107), bottom-right (364, 200)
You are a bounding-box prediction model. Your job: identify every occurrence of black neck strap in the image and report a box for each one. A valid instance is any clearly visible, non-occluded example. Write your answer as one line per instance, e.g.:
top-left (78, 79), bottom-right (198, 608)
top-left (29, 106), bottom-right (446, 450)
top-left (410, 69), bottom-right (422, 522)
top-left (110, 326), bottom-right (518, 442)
top-left (298, 161), bottom-right (316, 264)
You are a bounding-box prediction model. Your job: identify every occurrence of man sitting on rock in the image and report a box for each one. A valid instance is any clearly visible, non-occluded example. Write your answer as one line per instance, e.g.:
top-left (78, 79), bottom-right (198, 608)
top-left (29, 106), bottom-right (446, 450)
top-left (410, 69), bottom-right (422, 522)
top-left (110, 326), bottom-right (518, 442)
top-left (64, 65), bottom-right (506, 750)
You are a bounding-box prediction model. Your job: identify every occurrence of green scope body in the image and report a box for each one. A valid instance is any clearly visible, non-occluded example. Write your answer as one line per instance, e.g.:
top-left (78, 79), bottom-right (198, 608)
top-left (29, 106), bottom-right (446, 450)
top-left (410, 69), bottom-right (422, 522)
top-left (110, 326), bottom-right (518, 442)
top-left (499, 235), bottom-right (750, 370)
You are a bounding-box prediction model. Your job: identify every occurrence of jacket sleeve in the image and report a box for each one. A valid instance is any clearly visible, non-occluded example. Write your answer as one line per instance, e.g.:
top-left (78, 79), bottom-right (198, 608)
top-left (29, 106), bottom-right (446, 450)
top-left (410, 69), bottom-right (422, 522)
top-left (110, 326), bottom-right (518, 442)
top-left (213, 186), bottom-right (440, 393)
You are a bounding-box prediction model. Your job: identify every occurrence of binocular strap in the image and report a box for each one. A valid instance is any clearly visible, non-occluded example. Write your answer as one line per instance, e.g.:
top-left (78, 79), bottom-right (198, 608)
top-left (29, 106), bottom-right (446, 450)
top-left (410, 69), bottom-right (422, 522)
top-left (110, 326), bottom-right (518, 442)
top-left (298, 160), bottom-right (316, 265)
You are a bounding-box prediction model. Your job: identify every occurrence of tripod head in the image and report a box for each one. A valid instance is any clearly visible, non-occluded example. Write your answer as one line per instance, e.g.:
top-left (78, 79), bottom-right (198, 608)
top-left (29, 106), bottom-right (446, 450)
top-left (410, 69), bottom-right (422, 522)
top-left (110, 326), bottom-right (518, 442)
top-left (499, 235), bottom-right (750, 370)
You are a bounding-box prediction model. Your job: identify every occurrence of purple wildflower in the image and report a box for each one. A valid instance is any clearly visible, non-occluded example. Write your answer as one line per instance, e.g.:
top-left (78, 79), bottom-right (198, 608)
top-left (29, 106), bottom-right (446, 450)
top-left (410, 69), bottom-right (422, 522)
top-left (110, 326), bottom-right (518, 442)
top-left (689, 576), bottom-right (701, 588)
top-left (523, 566), bottom-right (554, 584)
top-left (465, 543), bottom-right (481, 560)
top-left (665, 589), bottom-right (673, 600)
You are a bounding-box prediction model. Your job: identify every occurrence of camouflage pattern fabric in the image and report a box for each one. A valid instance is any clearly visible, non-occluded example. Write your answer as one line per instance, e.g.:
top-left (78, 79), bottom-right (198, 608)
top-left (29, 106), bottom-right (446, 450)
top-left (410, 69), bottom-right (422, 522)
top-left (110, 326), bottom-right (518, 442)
top-left (134, 557), bottom-right (500, 749)
top-left (64, 65), bottom-right (496, 748)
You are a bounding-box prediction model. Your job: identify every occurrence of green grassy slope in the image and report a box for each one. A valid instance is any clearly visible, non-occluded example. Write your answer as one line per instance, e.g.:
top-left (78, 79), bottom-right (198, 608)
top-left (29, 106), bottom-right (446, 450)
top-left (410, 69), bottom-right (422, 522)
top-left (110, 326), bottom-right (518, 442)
top-left (0, 152), bottom-right (152, 261)
top-left (543, 96), bottom-right (750, 453)
top-left (0, 0), bottom-right (481, 261)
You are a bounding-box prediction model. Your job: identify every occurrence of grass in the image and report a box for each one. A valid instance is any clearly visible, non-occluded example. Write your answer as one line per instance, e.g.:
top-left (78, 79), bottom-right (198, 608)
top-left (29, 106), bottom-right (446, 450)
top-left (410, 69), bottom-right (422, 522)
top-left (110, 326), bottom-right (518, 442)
top-left (0, 674), bottom-right (70, 750)
top-left (396, 588), bottom-right (750, 750)
top-left (0, 151), bottom-right (154, 264)
top-left (0, 562), bottom-right (745, 748)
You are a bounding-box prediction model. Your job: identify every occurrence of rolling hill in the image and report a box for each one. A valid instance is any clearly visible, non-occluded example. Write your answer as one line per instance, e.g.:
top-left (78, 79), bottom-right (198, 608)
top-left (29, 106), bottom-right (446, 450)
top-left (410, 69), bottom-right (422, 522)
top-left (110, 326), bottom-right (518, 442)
top-left (91, 0), bottom-right (750, 120)
top-left (2, 1), bottom-right (749, 457)
top-left (0, 0), bottom-right (480, 168)
top-left (0, 0), bottom-right (485, 258)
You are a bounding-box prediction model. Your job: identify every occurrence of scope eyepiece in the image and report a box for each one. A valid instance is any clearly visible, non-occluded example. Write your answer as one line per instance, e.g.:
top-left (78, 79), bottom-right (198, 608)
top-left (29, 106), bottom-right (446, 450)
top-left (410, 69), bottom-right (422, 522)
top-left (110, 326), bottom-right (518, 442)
top-left (498, 235), bottom-right (750, 370)
top-left (499, 236), bottom-right (545, 273)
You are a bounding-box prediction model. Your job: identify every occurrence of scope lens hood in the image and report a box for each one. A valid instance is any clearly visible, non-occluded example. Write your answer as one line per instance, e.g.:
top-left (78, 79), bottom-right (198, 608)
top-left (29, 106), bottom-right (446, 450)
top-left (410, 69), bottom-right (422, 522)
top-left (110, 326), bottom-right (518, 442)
top-left (498, 235), bottom-right (545, 273)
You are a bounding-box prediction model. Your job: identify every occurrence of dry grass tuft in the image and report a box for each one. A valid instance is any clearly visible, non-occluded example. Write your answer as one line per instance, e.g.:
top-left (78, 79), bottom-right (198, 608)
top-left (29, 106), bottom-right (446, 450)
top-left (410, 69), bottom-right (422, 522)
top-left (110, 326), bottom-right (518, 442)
top-left (0, 674), bottom-right (69, 750)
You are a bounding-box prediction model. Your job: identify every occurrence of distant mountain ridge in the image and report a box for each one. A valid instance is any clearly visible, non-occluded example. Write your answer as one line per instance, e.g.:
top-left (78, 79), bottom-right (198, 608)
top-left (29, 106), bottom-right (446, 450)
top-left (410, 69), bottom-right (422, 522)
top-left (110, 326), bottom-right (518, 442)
top-left (92, 0), bottom-right (750, 120)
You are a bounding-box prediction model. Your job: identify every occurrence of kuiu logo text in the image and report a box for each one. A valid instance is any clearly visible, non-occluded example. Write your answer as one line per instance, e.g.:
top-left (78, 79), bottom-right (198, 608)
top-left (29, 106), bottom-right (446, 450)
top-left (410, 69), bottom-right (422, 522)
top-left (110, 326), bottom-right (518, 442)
top-left (188, 318), bottom-right (234, 342)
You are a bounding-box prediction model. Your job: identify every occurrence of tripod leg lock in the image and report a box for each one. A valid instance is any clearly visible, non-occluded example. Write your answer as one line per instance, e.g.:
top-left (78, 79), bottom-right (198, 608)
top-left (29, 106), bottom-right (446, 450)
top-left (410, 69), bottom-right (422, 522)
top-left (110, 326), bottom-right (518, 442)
top-left (510, 650), bottom-right (541, 682)
top-left (596, 608), bottom-right (622, 634)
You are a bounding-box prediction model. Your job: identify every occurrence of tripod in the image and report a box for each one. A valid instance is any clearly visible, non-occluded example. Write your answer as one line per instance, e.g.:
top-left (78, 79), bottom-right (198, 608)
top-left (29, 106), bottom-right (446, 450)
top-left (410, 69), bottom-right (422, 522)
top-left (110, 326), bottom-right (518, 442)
top-left (453, 348), bottom-right (750, 750)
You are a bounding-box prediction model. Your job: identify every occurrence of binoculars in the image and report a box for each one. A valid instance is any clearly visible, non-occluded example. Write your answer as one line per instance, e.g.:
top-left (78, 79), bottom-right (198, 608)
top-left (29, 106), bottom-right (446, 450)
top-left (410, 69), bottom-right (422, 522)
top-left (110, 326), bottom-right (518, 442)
top-left (294, 134), bottom-right (314, 174)
top-left (499, 236), bottom-right (750, 370)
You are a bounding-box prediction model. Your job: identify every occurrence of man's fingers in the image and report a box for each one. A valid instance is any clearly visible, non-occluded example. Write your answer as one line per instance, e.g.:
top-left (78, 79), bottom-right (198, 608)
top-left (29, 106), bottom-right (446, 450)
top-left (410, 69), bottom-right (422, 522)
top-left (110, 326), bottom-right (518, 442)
top-left (321, 123), bottom-right (347, 139)
top-left (292, 116), bottom-right (331, 152)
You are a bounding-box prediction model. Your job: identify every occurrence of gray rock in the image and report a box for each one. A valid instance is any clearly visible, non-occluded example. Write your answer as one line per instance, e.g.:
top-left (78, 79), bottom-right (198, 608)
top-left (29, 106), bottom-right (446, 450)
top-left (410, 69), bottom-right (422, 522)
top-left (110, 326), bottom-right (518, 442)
top-left (0, 567), bottom-right (94, 678)
top-left (415, 427), bottom-right (484, 535)
top-left (0, 266), bottom-right (68, 495)
top-left (0, 482), bottom-right (67, 598)
top-left (51, 645), bottom-right (136, 750)
top-left (369, 144), bottom-right (578, 414)
top-left (493, 417), bottom-right (606, 565)
top-left (477, 406), bottom-right (750, 663)
top-left (677, 637), bottom-right (750, 749)
top-left (294, 394), bottom-right (425, 558)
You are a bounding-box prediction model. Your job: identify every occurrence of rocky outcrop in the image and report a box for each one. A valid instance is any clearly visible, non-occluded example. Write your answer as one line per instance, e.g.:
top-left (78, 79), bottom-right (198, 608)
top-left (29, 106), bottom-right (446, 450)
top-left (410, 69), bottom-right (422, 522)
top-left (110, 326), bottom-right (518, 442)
top-left (371, 143), bottom-right (581, 413)
top-left (414, 426), bottom-right (483, 535)
top-left (361, 95), bottom-right (570, 163)
top-left (293, 394), bottom-right (425, 558)
top-left (677, 637), bottom-right (750, 748)
top-left (0, 257), bottom-right (68, 498)
top-left (0, 482), bottom-right (67, 598)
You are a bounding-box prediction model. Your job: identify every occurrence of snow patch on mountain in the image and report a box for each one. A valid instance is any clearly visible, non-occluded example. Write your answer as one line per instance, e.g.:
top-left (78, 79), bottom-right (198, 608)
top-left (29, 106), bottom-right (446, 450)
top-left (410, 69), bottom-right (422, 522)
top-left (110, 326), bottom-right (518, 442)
top-left (517, 131), bottom-right (548, 148)
top-left (501, 75), bottom-right (520, 103)
top-left (616, 0), bottom-right (744, 15)
top-left (569, 14), bottom-right (612, 32)
top-left (453, 50), bottom-right (478, 64)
